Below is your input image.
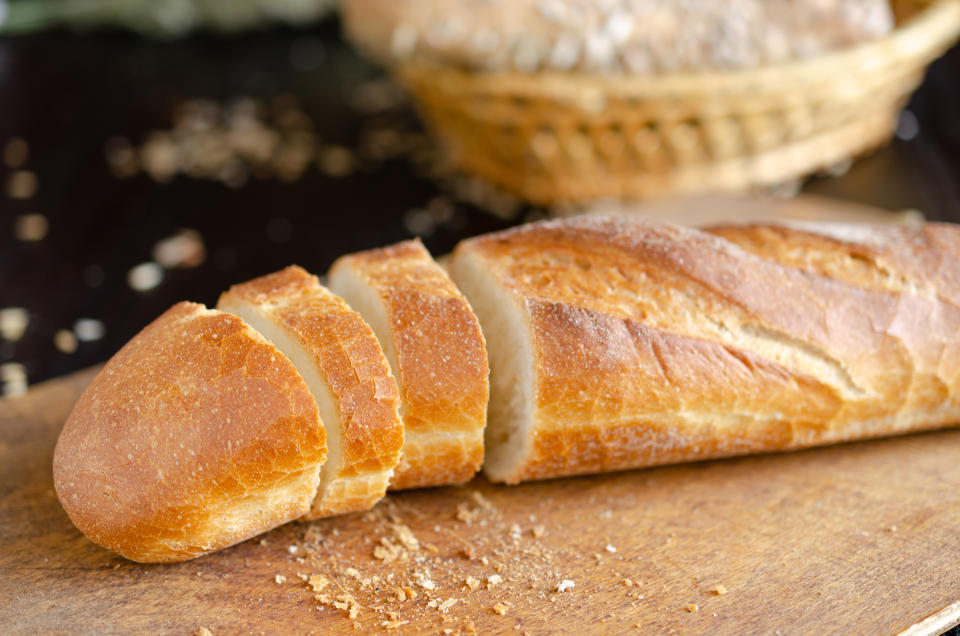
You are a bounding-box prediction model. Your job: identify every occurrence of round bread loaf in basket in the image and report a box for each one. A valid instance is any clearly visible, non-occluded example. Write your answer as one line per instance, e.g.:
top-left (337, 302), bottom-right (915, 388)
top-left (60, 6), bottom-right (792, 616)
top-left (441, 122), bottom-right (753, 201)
top-left (388, 0), bottom-right (960, 204)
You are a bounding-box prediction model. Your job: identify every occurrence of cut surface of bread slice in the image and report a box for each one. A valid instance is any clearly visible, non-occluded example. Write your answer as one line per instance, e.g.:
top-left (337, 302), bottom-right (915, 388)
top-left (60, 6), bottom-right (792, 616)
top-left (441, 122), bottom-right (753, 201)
top-left (450, 216), bottom-right (960, 484)
top-left (328, 239), bottom-right (488, 490)
top-left (218, 266), bottom-right (403, 518)
top-left (53, 302), bottom-right (327, 563)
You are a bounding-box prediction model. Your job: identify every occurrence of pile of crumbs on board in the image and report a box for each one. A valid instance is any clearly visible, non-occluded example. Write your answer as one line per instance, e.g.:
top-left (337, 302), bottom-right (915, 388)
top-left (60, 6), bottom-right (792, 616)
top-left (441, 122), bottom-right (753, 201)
top-left (250, 487), bottom-right (717, 633)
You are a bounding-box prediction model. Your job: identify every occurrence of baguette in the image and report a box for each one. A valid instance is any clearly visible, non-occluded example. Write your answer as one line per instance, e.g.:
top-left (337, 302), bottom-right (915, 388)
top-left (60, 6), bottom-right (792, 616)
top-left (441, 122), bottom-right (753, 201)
top-left (328, 239), bottom-right (488, 490)
top-left (217, 266), bottom-right (403, 518)
top-left (448, 216), bottom-right (960, 484)
top-left (52, 302), bottom-right (327, 562)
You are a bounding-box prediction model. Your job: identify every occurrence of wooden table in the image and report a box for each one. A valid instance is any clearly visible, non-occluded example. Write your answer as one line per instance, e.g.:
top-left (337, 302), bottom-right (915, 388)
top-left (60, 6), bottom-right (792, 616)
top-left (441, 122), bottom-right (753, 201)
top-left (3, 368), bottom-right (960, 635)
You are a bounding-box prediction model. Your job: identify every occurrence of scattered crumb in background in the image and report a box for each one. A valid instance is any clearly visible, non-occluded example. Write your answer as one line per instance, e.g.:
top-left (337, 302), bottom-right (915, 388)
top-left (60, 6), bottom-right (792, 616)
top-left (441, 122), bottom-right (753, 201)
top-left (107, 97), bottom-right (322, 187)
top-left (605, 544), bottom-right (617, 553)
top-left (317, 145), bottom-right (355, 177)
top-left (194, 628), bottom-right (213, 636)
top-left (54, 329), bottom-right (78, 354)
top-left (1, 362), bottom-right (28, 397)
top-left (556, 579), bottom-right (575, 593)
top-left (6, 170), bottom-right (38, 199)
top-left (13, 213), bottom-right (49, 242)
top-left (275, 574), bottom-right (287, 584)
top-left (711, 585), bottom-right (728, 596)
top-left (73, 318), bottom-right (105, 342)
top-left (3, 137), bottom-right (29, 168)
top-left (127, 262), bottom-right (164, 292)
top-left (492, 602), bottom-right (509, 615)
top-left (152, 229), bottom-right (206, 269)
top-left (0, 308), bottom-right (29, 342)
top-left (685, 603), bottom-right (699, 612)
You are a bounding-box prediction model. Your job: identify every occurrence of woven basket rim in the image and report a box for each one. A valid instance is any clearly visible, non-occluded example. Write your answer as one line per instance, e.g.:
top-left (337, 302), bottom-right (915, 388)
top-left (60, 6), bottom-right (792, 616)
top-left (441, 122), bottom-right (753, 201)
top-left (397, 0), bottom-right (960, 97)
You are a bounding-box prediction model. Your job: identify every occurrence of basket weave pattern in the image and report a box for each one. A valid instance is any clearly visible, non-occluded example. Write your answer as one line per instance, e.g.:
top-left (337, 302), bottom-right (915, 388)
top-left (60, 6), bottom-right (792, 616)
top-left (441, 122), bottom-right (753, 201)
top-left (398, 0), bottom-right (960, 204)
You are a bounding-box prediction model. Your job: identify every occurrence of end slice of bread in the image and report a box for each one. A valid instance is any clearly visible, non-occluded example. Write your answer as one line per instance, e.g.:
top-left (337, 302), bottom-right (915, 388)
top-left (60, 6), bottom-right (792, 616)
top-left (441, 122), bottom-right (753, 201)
top-left (53, 302), bottom-right (327, 562)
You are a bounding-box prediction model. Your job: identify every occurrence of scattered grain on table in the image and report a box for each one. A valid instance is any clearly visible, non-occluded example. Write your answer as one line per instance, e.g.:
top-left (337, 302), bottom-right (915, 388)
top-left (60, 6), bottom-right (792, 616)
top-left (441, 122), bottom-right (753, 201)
top-left (13, 214), bottom-right (48, 241)
top-left (3, 137), bottom-right (29, 168)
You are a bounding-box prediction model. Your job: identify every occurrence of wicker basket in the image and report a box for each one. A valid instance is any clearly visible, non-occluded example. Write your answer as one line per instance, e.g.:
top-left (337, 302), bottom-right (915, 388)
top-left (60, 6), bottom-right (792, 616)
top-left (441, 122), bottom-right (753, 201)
top-left (396, 0), bottom-right (960, 205)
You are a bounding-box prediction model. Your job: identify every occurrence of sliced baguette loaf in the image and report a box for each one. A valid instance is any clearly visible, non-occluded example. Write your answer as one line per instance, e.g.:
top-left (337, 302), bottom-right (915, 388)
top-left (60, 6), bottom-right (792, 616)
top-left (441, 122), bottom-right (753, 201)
top-left (449, 216), bottom-right (960, 484)
top-left (52, 302), bottom-right (327, 562)
top-left (328, 239), bottom-right (488, 490)
top-left (218, 266), bottom-right (403, 518)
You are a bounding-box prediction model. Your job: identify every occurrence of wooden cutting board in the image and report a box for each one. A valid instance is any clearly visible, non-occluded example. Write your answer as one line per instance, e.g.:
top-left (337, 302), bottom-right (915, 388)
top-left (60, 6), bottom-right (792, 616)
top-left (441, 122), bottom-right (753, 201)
top-left (2, 368), bottom-right (960, 636)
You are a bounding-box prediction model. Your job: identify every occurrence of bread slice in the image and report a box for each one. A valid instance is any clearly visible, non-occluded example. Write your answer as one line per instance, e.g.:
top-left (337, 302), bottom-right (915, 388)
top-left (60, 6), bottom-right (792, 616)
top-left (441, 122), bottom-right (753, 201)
top-left (52, 302), bottom-right (327, 563)
top-left (449, 216), bottom-right (960, 484)
top-left (328, 239), bottom-right (488, 490)
top-left (218, 266), bottom-right (403, 518)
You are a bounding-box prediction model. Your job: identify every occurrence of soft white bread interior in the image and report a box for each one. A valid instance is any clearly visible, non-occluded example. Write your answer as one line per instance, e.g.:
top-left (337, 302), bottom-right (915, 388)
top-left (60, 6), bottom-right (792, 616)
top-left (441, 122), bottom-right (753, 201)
top-left (218, 266), bottom-right (403, 518)
top-left (328, 239), bottom-right (489, 490)
top-left (52, 302), bottom-right (327, 563)
top-left (445, 245), bottom-right (532, 485)
top-left (450, 216), bottom-right (960, 484)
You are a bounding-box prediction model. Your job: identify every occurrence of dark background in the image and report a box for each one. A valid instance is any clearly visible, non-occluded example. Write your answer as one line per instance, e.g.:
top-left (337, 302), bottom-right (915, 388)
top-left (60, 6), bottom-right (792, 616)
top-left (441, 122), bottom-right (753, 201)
top-left (1, 17), bottom-right (959, 390)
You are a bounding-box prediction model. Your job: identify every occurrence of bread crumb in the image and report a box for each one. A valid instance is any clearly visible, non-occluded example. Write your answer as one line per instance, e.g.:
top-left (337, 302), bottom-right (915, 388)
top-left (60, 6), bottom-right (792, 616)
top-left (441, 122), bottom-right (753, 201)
top-left (605, 544), bottom-right (617, 553)
top-left (404, 587), bottom-right (417, 600)
top-left (13, 214), bottom-right (48, 242)
top-left (622, 578), bottom-right (633, 587)
top-left (456, 503), bottom-right (480, 524)
top-left (465, 576), bottom-right (481, 591)
top-left (492, 602), bottom-right (509, 615)
top-left (438, 598), bottom-right (459, 611)
top-left (685, 603), bottom-right (699, 612)
top-left (54, 329), bottom-right (78, 354)
top-left (381, 620), bottom-right (409, 629)
top-left (288, 545), bottom-right (298, 554)
top-left (556, 579), bottom-right (575, 593)
top-left (3, 137), bottom-right (29, 168)
top-left (0, 307), bottom-right (29, 342)
top-left (531, 525), bottom-right (545, 538)
top-left (274, 574), bottom-right (287, 584)
top-left (487, 574), bottom-right (503, 589)
top-left (415, 572), bottom-right (436, 590)
top-left (195, 629), bottom-right (213, 636)
top-left (463, 618), bottom-right (477, 633)
top-left (712, 585), bottom-right (728, 596)
top-left (308, 574), bottom-right (329, 592)
top-left (374, 537), bottom-right (403, 562)
top-left (6, 170), bottom-right (37, 199)
top-left (392, 524), bottom-right (420, 550)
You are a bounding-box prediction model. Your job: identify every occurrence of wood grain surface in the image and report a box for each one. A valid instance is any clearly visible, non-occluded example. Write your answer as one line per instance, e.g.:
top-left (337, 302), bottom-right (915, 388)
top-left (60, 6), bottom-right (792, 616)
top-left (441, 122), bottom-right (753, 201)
top-left (2, 368), bottom-right (960, 635)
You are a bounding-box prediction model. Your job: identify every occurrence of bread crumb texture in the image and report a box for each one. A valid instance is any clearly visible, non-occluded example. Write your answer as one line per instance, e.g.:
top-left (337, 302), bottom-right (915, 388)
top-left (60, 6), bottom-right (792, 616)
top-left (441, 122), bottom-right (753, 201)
top-left (244, 484), bottom-right (683, 632)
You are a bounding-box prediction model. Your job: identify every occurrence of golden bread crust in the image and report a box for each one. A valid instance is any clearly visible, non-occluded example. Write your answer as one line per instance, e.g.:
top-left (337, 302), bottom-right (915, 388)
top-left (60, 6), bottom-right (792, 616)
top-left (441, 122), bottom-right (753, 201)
top-left (454, 217), bottom-right (960, 483)
top-left (52, 302), bottom-right (327, 562)
top-left (218, 267), bottom-right (403, 517)
top-left (329, 239), bottom-right (489, 490)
